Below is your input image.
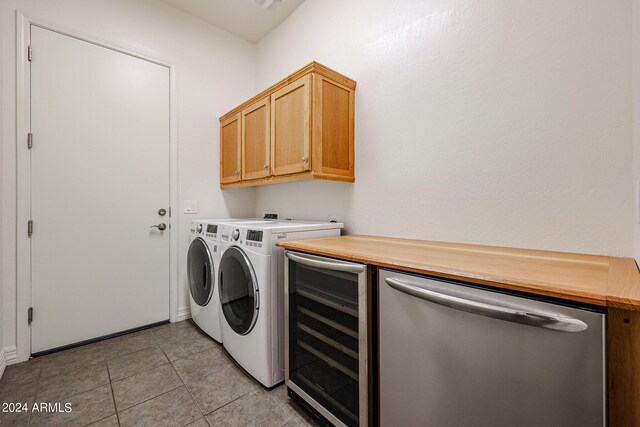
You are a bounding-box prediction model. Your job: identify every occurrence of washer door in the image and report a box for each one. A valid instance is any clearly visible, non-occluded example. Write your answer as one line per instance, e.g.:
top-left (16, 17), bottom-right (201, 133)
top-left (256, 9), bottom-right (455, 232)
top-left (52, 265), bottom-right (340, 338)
top-left (187, 237), bottom-right (214, 307)
top-left (218, 246), bottom-right (259, 335)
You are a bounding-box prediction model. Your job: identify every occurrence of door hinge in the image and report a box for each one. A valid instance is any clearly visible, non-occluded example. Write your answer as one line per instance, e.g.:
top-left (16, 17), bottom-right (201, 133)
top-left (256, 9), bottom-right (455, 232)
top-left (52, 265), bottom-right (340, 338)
top-left (28, 45), bottom-right (32, 62)
top-left (28, 307), bottom-right (33, 324)
top-left (27, 133), bottom-right (33, 150)
top-left (27, 220), bottom-right (33, 237)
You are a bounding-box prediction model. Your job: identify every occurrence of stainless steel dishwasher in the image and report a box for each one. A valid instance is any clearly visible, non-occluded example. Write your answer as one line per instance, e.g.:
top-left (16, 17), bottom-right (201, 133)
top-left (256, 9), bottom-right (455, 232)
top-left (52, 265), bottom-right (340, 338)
top-left (379, 269), bottom-right (605, 427)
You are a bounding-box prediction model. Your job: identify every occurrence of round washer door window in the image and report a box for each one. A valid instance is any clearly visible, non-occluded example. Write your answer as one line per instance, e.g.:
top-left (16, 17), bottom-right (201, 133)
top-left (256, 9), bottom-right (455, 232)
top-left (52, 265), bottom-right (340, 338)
top-left (218, 246), bottom-right (259, 335)
top-left (187, 237), bottom-right (214, 307)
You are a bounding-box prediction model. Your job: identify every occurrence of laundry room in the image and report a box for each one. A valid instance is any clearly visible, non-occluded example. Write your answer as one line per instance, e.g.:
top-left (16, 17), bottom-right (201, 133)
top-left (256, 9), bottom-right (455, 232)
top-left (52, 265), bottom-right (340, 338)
top-left (0, 0), bottom-right (639, 426)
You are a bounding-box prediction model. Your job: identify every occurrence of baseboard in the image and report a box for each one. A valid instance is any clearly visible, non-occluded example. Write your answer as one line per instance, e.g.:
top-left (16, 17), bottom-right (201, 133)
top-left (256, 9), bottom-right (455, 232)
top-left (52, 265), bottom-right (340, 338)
top-left (177, 306), bottom-right (191, 322)
top-left (0, 345), bottom-right (18, 378)
top-left (5, 346), bottom-right (18, 366)
top-left (0, 348), bottom-right (6, 379)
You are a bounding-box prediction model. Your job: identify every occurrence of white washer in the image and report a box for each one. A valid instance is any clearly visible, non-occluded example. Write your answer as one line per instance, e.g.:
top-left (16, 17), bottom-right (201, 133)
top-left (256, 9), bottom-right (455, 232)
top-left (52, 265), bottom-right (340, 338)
top-left (218, 220), bottom-right (343, 388)
top-left (187, 218), bottom-right (272, 342)
top-left (187, 220), bottom-right (223, 342)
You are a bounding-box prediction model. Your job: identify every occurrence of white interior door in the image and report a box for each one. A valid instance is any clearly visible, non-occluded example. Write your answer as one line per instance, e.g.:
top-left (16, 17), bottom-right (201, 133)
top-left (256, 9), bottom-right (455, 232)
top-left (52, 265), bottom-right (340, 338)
top-left (30, 26), bottom-right (170, 353)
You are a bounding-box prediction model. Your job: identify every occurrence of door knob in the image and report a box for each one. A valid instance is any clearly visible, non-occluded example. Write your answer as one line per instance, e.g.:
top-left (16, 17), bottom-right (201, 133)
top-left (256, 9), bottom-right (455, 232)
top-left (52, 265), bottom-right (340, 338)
top-left (158, 208), bottom-right (167, 216)
top-left (151, 223), bottom-right (167, 231)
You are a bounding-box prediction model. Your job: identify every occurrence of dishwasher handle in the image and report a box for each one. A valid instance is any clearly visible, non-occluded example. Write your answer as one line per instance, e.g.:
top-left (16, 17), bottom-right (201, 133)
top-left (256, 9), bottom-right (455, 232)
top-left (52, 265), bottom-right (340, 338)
top-left (385, 277), bottom-right (588, 333)
top-left (286, 251), bottom-right (366, 274)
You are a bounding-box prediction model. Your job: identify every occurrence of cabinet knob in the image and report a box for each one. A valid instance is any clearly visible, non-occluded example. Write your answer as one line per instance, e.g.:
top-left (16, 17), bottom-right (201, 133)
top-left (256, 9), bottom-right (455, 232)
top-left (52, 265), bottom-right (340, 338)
top-left (264, 164), bottom-right (269, 171)
top-left (235, 170), bottom-right (240, 176)
top-left (301, 156), bottom-right (308, 163)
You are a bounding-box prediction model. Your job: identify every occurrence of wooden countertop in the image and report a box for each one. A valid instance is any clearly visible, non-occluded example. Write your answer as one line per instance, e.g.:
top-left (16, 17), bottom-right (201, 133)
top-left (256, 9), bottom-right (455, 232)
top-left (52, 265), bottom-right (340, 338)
top-left (277, 235), bottom-right (640, 310)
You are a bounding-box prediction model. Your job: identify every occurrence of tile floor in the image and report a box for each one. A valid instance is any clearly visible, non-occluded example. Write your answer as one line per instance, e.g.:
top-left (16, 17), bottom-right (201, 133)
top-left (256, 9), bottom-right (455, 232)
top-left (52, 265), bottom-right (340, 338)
top-left (0, 320), bottom-right (319, 427)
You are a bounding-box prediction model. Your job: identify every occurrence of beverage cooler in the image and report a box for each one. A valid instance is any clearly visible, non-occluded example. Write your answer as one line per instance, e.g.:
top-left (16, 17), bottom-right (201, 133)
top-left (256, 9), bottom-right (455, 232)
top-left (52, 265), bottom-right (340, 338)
top-left (284, 251), bottom-right (369, 427)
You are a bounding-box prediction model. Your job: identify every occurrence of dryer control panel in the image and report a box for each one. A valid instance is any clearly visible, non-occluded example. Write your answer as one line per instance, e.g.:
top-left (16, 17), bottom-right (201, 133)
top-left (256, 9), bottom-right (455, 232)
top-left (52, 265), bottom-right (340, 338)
top-left (246, 230), bottom-right (263, 242)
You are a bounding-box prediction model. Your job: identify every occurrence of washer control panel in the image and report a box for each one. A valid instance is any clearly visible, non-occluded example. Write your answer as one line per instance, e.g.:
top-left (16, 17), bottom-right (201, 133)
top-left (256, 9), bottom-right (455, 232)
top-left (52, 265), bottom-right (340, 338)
top-left (205, 224), bottom-right (218, 239)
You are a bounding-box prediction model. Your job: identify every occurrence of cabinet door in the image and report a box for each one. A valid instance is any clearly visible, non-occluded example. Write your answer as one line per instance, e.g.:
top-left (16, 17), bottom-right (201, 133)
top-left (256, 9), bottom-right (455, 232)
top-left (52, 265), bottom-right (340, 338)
top-left (220, 113), bottom-right (241, 184)
top-left (271, 74), bottom-right (311, 176)
top-left (242, 97), bottom-right (270, 180)
top-left (312, 75), bottom-right (355, 178)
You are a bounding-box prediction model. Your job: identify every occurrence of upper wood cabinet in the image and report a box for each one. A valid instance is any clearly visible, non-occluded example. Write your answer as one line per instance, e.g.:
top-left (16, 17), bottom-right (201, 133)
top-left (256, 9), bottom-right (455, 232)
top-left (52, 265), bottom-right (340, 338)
top-left (312, 74), bottom-right (354, 178)
top-left (220, 113), bottom-right (241, 184)
top-left (242, 97), bottom-right (270, 180)
top-left (219, 62), bottom-right (356, 189)
top-left (271, 74), bottom-right (311, 176)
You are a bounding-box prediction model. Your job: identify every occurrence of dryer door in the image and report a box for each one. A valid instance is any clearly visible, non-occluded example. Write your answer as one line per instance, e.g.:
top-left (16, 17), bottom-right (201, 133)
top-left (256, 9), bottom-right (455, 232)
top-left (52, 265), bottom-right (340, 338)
top-left (219, 246), bottom-right (259, 335)
top-left (187, 238), bottom-right (215, 307)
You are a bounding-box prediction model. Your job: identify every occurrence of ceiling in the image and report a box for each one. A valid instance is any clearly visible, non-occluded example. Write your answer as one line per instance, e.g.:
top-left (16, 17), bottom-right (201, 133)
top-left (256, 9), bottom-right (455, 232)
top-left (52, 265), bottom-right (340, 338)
top-left (160, 0), bottom-right (306, 43)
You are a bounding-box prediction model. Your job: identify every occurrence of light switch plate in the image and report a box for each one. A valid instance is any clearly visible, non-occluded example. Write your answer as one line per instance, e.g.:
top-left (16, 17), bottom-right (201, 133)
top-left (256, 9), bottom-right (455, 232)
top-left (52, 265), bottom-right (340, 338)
top-left (184, 200), bottom-right (198, 214)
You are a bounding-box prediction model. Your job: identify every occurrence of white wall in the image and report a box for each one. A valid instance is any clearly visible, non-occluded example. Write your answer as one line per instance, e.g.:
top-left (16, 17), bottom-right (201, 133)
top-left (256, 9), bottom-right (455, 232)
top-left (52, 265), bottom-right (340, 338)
top-left (634, 0), bottom-right (640, 264)
top-left (1, 0), bottom-right (257, 359)
top-left (255, 0), bottom-right (634, 257)
top-left (0, 33), bottom-right (3, 371)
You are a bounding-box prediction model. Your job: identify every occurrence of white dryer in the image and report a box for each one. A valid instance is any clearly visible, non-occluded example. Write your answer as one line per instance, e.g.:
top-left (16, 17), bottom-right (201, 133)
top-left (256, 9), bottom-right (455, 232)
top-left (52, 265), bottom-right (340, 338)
top-left (187, 220), bottom-right (223, 342)
top-left (218, 220), bottom-right (343, 387)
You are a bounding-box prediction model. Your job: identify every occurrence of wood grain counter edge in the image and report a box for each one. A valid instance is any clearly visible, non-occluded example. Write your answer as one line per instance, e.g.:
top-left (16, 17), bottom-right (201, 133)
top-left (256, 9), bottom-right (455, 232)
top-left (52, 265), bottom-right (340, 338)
top-left (277, 235), bottom-right (640, 310)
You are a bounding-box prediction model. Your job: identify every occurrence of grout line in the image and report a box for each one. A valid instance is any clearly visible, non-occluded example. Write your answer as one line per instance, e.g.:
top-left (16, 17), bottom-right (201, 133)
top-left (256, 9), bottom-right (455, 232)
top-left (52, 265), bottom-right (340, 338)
top-left (87, 413), bottom-right (118, 427)
top-left (101, 349), bottom-right (121, 427)
top-left (161, 333), bottom-right (220, 368)
top-left (39, 360), bottom-right (111, 395)
top-left (116, 384), bottom-right (185, 416)
top-left (143, 332), bottom-right (207, 419)
top-left (104, 336), bottom-right (158, 362)
top-left (202, 389), bottom-right (257, 419)
top-left (116, 381), bottom-right (184, 413)
top-left (25, 369), bottom-right (41, 427)
top-left (107, 346), bottom-right (168, 383)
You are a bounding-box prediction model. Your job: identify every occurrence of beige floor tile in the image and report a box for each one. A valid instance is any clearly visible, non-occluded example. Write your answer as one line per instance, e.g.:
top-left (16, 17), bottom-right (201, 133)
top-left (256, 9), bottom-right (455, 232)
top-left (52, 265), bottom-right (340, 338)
top-left (40, 342), bottom-right (105, 378)
top-left (158, 331), bottom-right (215, 362)
top-left (87, 413), bottom-right (119, 426)
top-left (107, 346), bottom-right (167, 381)
top-left (112, 363), bottom-right (182, 411)
top-left (171, 345), bottom-right (230, 384)
top-left (1, 358), bottom-right (41, 385)
top-left (185, 418), bottom-right (210, 427)
top-left (0, 374), bottom-right (39, 427)
top-left (149, 320), bottom-right (195, 342)
top-left (30, 384), bottom-right (115, 427)
top-left (37, 362), bottom-right (109, 402)
top-left (0, 379), bottom-right (39, 403)
top-left (186, 364), bottom-right (259, 414)
top-left (103, 330), bottom-right (157, 360)
top-left (0, 323), bottom-right (317, 426)
top-left (118, 386), bottom-right (201, 427)
top-left (0, 402), bottom-right (32, 427)
top-left (205, 389), bottom-right (291, 427)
